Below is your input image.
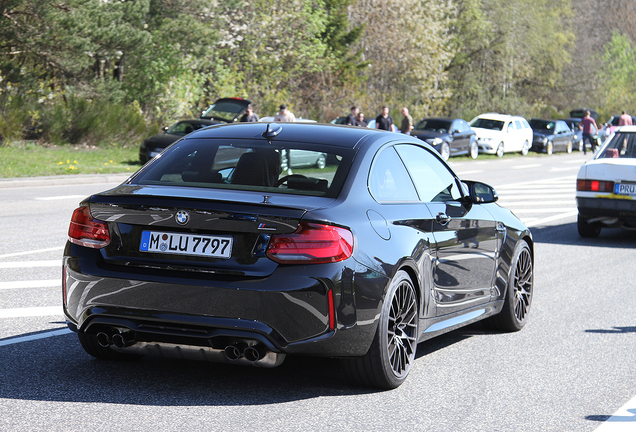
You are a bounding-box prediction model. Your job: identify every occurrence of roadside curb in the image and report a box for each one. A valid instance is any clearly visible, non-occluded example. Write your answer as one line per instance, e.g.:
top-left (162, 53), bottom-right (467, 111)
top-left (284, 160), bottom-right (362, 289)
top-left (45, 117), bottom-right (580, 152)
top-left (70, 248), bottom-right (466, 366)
top-left (0, 173), bottom-right (131, 189)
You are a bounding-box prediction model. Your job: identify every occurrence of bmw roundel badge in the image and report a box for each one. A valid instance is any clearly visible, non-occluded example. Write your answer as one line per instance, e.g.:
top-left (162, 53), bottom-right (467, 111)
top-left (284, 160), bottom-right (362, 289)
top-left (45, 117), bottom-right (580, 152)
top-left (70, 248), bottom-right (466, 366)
top-left (175, 210), bottom-right (190, 225)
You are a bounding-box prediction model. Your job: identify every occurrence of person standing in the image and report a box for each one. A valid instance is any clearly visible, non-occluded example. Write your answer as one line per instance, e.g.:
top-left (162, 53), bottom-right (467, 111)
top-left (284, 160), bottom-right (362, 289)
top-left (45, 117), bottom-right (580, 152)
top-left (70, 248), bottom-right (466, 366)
top-left (346, 106), bottom-right (359, 126)
top-left (356, 112), bottom-right (367, 127)
top-left (580, 110), bottom-right (599, 155)
top-left (375, 106), bottom-right (394, 131)
top-left (400, 107), bottom-right (414, 134)
top-left (619, 110), bottom-right (633, 126)
top-left (239, 104), bottom-right (259, 122)
top-left (274, 104), bottom-right (296, 122)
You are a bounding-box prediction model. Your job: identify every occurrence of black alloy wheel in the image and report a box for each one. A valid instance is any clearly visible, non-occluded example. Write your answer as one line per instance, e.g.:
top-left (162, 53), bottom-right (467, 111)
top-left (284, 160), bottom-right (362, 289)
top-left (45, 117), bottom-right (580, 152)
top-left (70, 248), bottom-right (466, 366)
top-left (484, 240), bottom-right (533, 332)
top-left (342, 270), bottom-right (419, 389)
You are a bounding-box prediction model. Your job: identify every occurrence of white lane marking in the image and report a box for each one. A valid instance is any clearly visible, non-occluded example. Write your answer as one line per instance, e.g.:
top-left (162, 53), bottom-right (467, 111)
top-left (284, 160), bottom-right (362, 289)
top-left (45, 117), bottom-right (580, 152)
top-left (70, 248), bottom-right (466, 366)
top-left (454, 170), bottom-right (484, 176)
top-left (524, 210), bottom-right (578, 227)
top-left (498, 194), bottom-right (573, 200)
top-left (0, 280), bottom-right (60, 290)
top-left (0, 306), bottom-right (63, 318)
top-left (35, 195), bottom-right (85, 201)
top-left (494, 175), bottom-right (577, 189)
top-left (565, 159), bottom-right (587, 164)
top-left (0, 247), bottom-right (64, 259)
top-left (508, 208), bottom-right (575, 213)
top-left (549, 166), bottom-right (581, 172)
top-left (0, 328), bottom-right (73, 347)
top-left (511, 164), bottom-right (543, 169)
top-left (501, 200), bottom-right (575, 206)
top-left (0, 260), bottom-right (61, 269)
top-left (594, 394), bottom-right (636, 431)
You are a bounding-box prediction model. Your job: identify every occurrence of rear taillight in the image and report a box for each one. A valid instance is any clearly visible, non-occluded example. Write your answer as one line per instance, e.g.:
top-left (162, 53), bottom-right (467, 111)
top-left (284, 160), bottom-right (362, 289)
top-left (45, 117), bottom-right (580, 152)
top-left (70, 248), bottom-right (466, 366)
top-left (577, 179), bottom-right (615, 192)
top-left (266, 223), bottom-right (353, 264)
top-left (68, 206), bottom-right (111, 248)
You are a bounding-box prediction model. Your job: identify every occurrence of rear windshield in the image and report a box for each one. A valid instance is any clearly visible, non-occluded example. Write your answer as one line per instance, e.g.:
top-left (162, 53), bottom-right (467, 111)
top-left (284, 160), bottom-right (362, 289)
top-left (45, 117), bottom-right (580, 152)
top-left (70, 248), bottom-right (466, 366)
top-left (132, 138), bottom-right (353, 197)
top-left (598, 132), bottom-right (636, 159)
top-left (471, 118), bottom-right (504, 131)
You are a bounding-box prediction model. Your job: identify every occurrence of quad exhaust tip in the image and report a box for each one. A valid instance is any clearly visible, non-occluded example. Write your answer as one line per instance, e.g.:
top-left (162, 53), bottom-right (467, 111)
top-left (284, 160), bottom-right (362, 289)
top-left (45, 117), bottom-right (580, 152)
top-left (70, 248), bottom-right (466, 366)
top-left (92, 327), bottom-right (282, 367)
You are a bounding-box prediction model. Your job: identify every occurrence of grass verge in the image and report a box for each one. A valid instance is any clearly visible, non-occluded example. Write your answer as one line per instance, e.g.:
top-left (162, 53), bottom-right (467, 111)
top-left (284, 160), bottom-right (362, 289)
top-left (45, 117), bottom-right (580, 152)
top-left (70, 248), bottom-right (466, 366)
top-left (0, 142), bottom-right (143, 178)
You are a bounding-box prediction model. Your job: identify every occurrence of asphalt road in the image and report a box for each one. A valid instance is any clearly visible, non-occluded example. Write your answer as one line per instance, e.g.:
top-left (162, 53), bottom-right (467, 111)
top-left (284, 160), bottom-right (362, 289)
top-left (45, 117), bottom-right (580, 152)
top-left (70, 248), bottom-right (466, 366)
top-left (1, 153), bottom-right (635, 432)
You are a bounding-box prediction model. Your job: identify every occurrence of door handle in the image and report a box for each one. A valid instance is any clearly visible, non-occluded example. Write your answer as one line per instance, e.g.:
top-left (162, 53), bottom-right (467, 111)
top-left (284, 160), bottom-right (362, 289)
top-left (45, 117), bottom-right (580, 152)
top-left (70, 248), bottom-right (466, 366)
top-left (436, 212), bottom-right (451, 225)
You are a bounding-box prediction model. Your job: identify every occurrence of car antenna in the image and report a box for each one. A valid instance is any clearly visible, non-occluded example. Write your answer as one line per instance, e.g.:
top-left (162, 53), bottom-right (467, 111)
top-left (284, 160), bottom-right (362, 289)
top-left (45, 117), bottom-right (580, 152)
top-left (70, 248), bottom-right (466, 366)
top-left (262, 123), bottom-right (282, 141)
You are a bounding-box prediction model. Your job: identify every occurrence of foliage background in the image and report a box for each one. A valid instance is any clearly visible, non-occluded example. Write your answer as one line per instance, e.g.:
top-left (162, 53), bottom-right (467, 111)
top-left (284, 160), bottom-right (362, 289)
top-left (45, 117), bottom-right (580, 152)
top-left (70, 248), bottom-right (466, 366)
top-left (0, 0), bottom-right (634, 147)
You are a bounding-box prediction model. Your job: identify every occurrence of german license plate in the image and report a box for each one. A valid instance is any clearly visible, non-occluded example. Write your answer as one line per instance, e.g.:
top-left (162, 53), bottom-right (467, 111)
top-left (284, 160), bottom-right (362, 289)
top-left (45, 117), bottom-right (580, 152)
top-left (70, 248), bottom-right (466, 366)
top-left (614, 183), bottom-right (636, 196)
top-left (140, 231), bottom-right (232, 258)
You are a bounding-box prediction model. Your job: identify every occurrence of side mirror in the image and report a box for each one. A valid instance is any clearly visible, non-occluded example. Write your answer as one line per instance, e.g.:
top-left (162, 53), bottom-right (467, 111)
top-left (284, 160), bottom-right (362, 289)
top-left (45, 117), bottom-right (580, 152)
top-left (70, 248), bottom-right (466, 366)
top-left (462, 180), bottom-right (498, 204)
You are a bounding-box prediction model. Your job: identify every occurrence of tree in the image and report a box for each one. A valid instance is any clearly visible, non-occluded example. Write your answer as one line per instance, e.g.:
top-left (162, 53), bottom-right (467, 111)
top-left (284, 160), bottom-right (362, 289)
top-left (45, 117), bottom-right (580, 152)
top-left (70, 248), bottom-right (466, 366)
top-left (348, 0), bottom-right (457, 120)
top-left (596, 32), bottom-right (636, 115)
top-left (446, 0), bottom-right (574, 119)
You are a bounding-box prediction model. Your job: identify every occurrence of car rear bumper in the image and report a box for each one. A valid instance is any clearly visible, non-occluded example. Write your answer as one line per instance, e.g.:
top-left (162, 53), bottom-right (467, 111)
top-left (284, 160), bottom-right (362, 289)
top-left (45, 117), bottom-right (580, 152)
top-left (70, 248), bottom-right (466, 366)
top-left (63, 244), bottom-right (385, 358)
top-left (577, 196), bottom-right (636, 224)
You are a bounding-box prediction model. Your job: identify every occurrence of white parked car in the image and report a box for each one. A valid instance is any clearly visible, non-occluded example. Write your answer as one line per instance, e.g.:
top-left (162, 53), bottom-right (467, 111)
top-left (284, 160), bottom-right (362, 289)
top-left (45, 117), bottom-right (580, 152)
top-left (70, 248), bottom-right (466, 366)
top-left (576, 126), bottom-right (636, 237)
top-left (470, 113), bottom-right (533, 157)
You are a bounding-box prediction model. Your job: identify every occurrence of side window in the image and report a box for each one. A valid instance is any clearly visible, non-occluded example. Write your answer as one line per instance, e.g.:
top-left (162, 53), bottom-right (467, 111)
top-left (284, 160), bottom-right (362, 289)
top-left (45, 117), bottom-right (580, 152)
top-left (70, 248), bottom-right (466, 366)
top-left (369, 147), bottom-right (419, 203)
top-left (514, 120), bottom-right (522, 130)
top-left (459, 120), bottom-right (469, 132)
top-left (395, 144), bottom-right (462, 202)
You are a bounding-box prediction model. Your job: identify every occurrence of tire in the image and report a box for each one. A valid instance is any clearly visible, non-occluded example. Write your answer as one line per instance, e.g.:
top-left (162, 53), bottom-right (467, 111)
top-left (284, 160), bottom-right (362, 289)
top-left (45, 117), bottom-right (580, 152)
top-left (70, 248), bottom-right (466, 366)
top-left (469, 141), bottom-right (479, 159)
top-left (577, 214), bottom-right (601, 238)
top-left (578, 140), bottom-right (583, 152)
top-left (316, 154), bottom-right (326, 169)
top-left (483, 240), bottom-right (533, 332)
top-left (439, 143), bottom-right (450, 161)
top-left (566, 141), bottom-right (572, 154)
top-left (78, 333), bottom-right (143, 361)
top-left (496, 142), bottom-right (504, 157)
top-left (521, 140), bottom-right (529, 156)
top-left (342, 270), bottom-right (418, 389)
top-left (546, 142), bottom-right (553, 155)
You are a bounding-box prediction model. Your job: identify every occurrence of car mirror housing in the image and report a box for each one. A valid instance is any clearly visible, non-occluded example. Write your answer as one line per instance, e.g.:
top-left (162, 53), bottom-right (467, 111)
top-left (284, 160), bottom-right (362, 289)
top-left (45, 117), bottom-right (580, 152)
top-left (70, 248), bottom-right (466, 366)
top-left (463, 180), bottom-right (499, 204)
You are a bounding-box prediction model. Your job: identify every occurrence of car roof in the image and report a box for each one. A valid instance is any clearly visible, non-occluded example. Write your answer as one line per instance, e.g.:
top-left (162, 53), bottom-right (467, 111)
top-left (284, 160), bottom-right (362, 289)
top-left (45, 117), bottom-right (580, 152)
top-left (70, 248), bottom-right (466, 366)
top-left (474, 113), bottom-right (520, 121)
top-left (184, 121), bottom-right (393, 150)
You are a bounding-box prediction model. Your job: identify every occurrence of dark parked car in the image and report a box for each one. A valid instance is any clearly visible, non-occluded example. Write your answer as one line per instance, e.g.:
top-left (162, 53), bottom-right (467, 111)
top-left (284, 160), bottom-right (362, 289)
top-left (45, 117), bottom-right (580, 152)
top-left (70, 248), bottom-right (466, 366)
top-left (410, 117), bottom-right (478, 160)
top-left (139, 119), bottom-right (218, 163)
top-left (569, 108), bottom-right (598, 120)
top-left (529, 118), bottom-right (575, 154)
top-left (200, 97), bottom-right (252, 122)
top-left (560, 118), bottom-right (584, 151)
top-left (64, 122), bottom-right (534, 389)
top-left (140, 98), bottom-right (253, 163)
